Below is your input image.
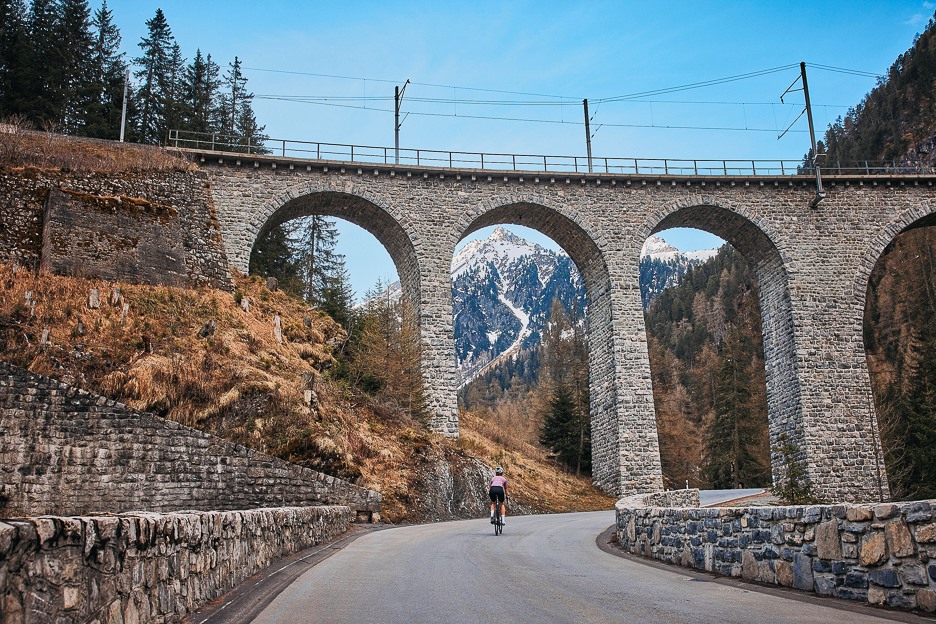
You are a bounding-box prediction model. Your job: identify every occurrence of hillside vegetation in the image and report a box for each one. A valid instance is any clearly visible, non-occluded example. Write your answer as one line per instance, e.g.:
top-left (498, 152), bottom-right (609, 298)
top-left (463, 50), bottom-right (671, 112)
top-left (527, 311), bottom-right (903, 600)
top-left (816, 12), bottom-right (936, 168)
top-left (0, 261), bottom-right (613, 521)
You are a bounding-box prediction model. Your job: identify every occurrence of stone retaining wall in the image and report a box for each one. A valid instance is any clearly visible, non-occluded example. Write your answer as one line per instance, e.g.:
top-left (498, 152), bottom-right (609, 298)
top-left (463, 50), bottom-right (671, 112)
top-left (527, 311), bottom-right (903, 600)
top-left (0, 168), bottom-right (230, 290)
top-left (615, 494), bottom-right (936, 613)
top-left (0, 505), bottom-right (351, 623)
top-left (0, 361), bottom-right (381, 517)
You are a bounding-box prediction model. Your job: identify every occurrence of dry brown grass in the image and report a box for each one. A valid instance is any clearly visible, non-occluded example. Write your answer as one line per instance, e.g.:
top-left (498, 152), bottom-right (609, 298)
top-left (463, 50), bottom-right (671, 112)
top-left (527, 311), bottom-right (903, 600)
top-left (458, 410), bottom-right (615, 513)
top-left (0, 262), bottom-right (614, 521)
top-left (0, 119), bottom-right (193, 173)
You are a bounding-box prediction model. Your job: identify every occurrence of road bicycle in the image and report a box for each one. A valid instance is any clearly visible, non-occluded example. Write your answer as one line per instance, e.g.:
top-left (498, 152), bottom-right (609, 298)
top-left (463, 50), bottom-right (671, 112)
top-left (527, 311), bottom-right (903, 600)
top-left (493, 499), bottom-right (505, 536)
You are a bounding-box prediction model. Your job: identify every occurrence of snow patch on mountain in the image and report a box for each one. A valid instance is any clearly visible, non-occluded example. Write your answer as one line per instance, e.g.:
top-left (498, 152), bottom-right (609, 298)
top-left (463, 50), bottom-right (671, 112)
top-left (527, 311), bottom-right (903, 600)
top-left (368, 226), bottom-right (719, 387)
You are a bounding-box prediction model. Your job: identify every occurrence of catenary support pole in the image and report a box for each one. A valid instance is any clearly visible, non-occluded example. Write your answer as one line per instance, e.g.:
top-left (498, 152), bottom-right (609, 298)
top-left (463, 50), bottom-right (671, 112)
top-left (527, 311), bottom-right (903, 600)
top-left (119, 69), bottom-right (130, 143)
top-left (394, 80), bottom-right (410, 165)
top-left (801, 62), bottom-right (825, 206)
top-left (583, 99), bottom-right (593, 173)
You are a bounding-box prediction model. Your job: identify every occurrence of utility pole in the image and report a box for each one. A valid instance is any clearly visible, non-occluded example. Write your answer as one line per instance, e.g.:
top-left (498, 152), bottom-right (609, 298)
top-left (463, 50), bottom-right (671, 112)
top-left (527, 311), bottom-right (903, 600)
top-left (394, 79), bottom-right (410, 165)
top-left (800, 62), bottom-right (825, 207)
top-left (119, 68), bottom-right (130, 142)
top-left (583, 99), bottom-right (593, 173)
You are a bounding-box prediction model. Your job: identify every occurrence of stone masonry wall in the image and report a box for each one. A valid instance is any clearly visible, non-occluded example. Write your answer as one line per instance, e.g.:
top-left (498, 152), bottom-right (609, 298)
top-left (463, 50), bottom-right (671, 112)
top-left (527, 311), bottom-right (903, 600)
top-left (0, 168), bottom-right (231, 290)
top-left (616, 494), bottom-right (936, 613)
top-left (0, 505), bottom-right (352, 623)
top-left (0, 361), bottom-right (381, 517)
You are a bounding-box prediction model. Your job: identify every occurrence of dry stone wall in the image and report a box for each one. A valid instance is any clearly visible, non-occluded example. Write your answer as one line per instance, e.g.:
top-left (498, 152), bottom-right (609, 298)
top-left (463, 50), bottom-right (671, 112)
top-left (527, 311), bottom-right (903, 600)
top-left (197, 150), bottom-right (936, 501)
top-left (616, 494), bottom-right (936, 613)
top-left (0, 168), bottom-right (230, 290)
top-left (0, 361), bottom-right (381, 517)
top-left (0, 505), bottom-right (351, 624)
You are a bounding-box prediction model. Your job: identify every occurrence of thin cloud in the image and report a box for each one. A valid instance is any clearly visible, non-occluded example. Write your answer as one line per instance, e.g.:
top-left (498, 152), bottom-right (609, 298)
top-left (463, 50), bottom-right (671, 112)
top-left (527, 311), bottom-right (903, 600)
top-left (908, 1), bottom-right (936, 25)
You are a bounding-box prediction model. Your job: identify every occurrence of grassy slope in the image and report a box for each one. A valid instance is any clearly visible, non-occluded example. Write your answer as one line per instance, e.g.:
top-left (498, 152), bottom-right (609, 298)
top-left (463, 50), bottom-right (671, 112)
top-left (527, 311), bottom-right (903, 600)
top-left (0, 264), bottom-right (614, 521)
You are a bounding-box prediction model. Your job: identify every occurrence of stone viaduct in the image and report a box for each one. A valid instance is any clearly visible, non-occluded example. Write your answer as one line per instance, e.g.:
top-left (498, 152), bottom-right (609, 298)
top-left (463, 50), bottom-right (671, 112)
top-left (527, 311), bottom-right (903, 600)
top-left (188, 148), bottom-right (936, 503)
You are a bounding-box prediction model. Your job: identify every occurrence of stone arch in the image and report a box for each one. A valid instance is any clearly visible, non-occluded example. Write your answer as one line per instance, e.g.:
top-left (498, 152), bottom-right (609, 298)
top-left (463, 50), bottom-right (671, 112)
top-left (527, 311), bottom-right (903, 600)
top-left (455, 194), bottom-right (657, 495)
top-left (850, 202), bottom-right (936, 493)
top-left (247, 183), bottom-right (421, 321)
top-left (241, 182), bottom-right (459, 434)
top-left (851, 201), bottom-right (936, 300)
top-left (640, 197), bottom-right (803, 488)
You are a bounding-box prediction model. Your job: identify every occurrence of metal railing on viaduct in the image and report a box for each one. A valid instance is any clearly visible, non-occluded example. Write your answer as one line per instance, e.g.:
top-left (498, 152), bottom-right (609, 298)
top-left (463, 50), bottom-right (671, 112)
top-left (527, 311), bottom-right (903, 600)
top-left (168, 129), bottom-right (933, 177)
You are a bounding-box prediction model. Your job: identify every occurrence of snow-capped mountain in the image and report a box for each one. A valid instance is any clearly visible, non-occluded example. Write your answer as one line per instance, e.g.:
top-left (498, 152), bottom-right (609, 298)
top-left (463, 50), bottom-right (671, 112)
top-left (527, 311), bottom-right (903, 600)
top-left (452, 227), bottom-right (585, 387)
top-left (370, 226), bottom-right (719, 388)
top-left (451, 227), bottom-right (718, 387)
top-left (639, 236), bottom-right (718, 308)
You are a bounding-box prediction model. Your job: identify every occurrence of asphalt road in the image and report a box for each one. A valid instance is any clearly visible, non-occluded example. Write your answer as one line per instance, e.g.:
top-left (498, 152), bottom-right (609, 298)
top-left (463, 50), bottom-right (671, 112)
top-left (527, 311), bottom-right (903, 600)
top-left (699, 488), bottom-right (768, 506)
top-left (249, 511), bottom-right (920, 624)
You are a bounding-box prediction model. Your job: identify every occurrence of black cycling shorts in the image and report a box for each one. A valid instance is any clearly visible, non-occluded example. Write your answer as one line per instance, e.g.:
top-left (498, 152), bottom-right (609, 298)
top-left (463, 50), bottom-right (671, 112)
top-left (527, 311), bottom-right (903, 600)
top-left (489, 486), bottom-right (505, 503)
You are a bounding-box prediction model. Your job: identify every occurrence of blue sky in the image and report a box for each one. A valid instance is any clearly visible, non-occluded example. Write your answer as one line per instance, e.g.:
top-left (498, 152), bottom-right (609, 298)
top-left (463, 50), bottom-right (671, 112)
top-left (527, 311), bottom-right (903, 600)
top-left (111, 0), bottom-right (934, 298)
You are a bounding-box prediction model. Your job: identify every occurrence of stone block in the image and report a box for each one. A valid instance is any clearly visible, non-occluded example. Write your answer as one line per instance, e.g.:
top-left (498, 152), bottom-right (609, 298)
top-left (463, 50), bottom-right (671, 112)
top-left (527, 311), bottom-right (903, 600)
top-left (63, 584), bottom-right (81, 610)
top-left (0, 521), bottom-right (15, 557)
top-left (916, 522), bottom-right (936, 543)
top-left (898, 563), bottom-right (928, 585)
top-left (815, 521), bottom-right (841, 560)
top-left (873, 504), bottom-right (898, 520)
top-left (776, 560), bottom-right (794, 587)
top-left (885, 590), bottom-right (916, 610)
top-left (868, 568), bottom-right (900, 588)
top-left (917, 589), bottom-right (936, 613)
top-left (803, 506), bottom-right (822, 523)
top-left (844, 572), bottom-right (868, 589)
top-left (905, 502), bottom-right (932, 524)
top-left (34, 518), bottom-right (57, 546)
top-left (860, 532), bottom-right (887, 567)
top-left (793, 552), bottom-right (814, 591)
top-left (846, 506), bottom-right (873, 522)
top-left (813, 574), bottom-right (837, 596)
top-left (106, 598), bottom-right (123, 624)
top-left (884, 520), bottom-right (915, 558)
top-left (835, 587), bottom-right (868, 602)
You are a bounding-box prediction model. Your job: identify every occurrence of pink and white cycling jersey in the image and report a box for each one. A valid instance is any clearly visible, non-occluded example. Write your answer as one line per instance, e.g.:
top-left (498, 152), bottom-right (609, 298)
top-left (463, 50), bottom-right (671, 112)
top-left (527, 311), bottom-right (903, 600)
top-left (490, 475), bottom-right (507, 489)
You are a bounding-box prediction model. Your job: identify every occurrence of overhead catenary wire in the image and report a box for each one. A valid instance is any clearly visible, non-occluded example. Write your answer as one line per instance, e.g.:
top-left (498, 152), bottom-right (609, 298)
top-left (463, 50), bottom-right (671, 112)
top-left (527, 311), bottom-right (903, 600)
top-left (253, 95), bottom-right (810, 133)
top-left (246, 61), bottom-right (874, 136)
top-left (254, 93), bottom-right (852, 110)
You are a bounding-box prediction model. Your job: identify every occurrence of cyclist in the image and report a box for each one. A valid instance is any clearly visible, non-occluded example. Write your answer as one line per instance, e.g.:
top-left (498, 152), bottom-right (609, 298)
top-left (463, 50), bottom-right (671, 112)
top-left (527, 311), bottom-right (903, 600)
top-left (488, 466), bottom-right (508, 525)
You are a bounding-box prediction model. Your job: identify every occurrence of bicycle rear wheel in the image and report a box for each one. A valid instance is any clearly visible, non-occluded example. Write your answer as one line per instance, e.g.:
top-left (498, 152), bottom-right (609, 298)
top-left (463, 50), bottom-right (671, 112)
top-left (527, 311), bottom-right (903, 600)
top-left (494, 507), bottom-right (502, 535)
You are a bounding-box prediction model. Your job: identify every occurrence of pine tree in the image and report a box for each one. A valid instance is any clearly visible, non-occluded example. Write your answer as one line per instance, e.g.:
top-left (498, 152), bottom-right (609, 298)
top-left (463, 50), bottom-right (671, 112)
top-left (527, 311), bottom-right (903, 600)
top-left (704, 327), bottom-right (768, 488)
top-left (219, 56), bottom-right (266, 152)
top-left (248, 222), bottom-right (303, 293)
top-left (55, 0), bottom-right (95, 134)
top-left (537, 297), bottom-right (591, 475)
top-left (539, 383), bottom-right (591, 475)
top-left (318, 262), bottom-right (354, 329)
top-left (182, 49), bottom-right (220, 135)
top-left (0, 0), bottom-right (30, 118)
top-left (886, 311), bottom-right (936, 499)
top-left (23, 0), bottom-right (60, 126)
top-left (350, 282), bottom-right (428, 425)
top-left (293, 216), bottom-right (342, 305)
top-left (83, 0), bottom-right (127, 139)
top-left (133, 8), bottom-right (174, 144)
top-left (160, 40), bottom-right (186, 140)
